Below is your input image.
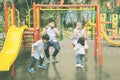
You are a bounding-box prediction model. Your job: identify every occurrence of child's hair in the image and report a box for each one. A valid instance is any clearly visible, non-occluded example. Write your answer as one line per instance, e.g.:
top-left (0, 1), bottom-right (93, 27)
top-left (42, 34), bottom-right (49, 41)
top-left (77, 37), bottom-right (85, 46)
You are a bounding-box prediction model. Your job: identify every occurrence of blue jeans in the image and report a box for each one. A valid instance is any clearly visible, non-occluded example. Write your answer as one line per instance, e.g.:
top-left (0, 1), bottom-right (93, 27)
top-left (44, 40), bottom-right (60, 58)
top-left (75, 54), bottom-right (84, 65)
top-left (30, 57), bottom-right (44, 68)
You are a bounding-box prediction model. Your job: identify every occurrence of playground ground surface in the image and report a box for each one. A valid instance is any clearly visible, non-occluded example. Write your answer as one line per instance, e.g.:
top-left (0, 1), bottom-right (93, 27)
top-left (0, 38), bottom-right (120, 80)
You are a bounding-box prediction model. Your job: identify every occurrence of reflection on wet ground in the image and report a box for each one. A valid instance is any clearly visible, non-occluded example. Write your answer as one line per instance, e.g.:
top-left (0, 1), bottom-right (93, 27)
top-left (94, 58), bottom-right (102, 80)
top-left (74, 61), bottom-right (87, 80)
top-left (0, 39), bottom-right (120, 80)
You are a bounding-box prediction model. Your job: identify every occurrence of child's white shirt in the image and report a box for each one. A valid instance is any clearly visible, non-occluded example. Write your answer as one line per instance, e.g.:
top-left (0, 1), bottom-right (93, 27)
top-left (74, 44), bottom-right (85, 55)
top-left (31, 40), bottom-right (44, 60)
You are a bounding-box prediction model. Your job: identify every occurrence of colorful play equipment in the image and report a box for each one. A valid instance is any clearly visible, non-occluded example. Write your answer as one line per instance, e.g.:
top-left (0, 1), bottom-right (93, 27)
top-left (100, 13), bottom-right (120, 39)
top-left (86, 21), bottom-right (120, 46)
top-left (112, 14), bottom-right (118, 39)
top-left (0, 0), bottom-right (106, 77)
top-left (0, 25), bottom-right (27, 71)
top-left (0, 2), bottom-right (29, 77)
top-left (0, 2), bottom-right (40, 76)
top-left (26, 8), bottom-right (33, 28)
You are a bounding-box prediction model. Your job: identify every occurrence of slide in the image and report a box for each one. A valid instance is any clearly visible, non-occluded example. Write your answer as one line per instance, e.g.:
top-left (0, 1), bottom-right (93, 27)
top-left (101, 29), bottom-right (120, 46)
top-left (0, 25), bottom-right (27, 71)
top-left (85, 21), bottom-right (120, 46)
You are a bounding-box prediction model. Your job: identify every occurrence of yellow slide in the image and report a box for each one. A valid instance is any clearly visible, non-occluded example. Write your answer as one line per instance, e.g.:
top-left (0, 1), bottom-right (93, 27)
top-left (0, 25), bottom-right (27, 71)
top-left (86, 21), bottom-right (120, 46)
top-left (101, 29), bottom-right (120, 46)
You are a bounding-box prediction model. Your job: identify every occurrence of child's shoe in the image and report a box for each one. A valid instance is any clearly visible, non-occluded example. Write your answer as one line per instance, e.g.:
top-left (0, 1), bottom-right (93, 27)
top-left (80, 65), bottom-right (84, 68)
top-left (28, 68), bottom-right (35, 73)
top-left (38, 64), bottom-right (47, 69)
top-left (75, 64), bottom-right (81, 68)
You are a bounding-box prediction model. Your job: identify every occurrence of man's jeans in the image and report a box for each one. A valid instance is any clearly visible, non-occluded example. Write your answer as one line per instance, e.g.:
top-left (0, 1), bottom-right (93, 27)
top-left (44, 40), bottom-right (60, 58)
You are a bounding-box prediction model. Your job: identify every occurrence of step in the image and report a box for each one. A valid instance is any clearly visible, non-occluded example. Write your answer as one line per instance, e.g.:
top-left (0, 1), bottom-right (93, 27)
top-left (24, 28), bottom-right (40, 32)
top-left (24, 28), bottom-right (34, 31)
top-left (21, 44), bottom-right (32, 48)
top-left (23, 32), bottom-right (34, 35)
top-left (23, 35), bottom-right (34, 38)
top-left (0, 44), bottom-right (3, 47)
top-left (101, 21), bottom-right (112, 24)
top-left (22, 40), bottom-right (33, 43)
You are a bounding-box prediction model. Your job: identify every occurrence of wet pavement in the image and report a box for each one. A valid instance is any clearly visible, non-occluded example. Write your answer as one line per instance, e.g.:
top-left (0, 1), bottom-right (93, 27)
top-left (0, 38), bottom-right (120, 80)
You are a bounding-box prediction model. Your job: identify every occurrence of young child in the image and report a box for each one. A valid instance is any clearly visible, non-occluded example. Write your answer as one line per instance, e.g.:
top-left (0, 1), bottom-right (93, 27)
top-left (28, 34), bottom-right (49, 73)
top-left (74, 37), bottom-right (85, 68)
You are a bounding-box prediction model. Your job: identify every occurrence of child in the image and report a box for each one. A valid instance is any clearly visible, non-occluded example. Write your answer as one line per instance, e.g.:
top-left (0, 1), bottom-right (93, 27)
top-left (28, 34), bottom-right (49, 73)
top-left (74, 37), bottom-right (85, 68)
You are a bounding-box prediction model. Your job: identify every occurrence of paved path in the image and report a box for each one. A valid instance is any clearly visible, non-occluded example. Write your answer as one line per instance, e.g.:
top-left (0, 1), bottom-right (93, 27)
top-left (0, 38), bottom-right (120, 80)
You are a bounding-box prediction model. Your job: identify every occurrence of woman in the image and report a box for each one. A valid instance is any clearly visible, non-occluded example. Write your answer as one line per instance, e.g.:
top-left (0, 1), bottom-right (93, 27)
top-left (72, 21), bottom-right (89, 59)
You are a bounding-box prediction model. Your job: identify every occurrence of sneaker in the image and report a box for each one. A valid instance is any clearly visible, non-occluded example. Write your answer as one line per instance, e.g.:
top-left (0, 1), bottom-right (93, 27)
top-left (52, 57), bottom-right (57, 63)
top-left (28, 68), bottom-right (35, 73)
top-left (38, 64), bottom-right (47, 69)
top-left (80, 65), bottom-right (84, 68)
top-left (46, 58), bottom-right (50, 64)
top-left (75, 64), bottom-right (81, 68)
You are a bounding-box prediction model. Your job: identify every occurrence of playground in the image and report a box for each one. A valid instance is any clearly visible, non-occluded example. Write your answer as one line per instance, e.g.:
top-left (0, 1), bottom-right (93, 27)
top-left (0, 0), bottom-right (120, 80)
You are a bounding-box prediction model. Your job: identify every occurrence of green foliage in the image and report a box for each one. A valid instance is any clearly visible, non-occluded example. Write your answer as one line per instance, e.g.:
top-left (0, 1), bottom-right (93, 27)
top-left (115, 7), bottom-right (120, 14)
top-left (0, 0), bottom-right (119, 29)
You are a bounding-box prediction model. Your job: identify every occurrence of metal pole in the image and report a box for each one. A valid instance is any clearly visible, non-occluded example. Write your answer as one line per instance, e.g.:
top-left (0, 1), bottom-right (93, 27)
top-left (96, 5), bottom-right (102, 65)
top-left (33, 2), bottom-right (37, 42)
top-left (11, 64), bottom-right (15, 77)
top-left (12, 4), bottom-right (15, 25)
top-left (60, 12), bottom-right (63, 40)
top-left (37, 6), bottom-right (40, 40)
top-left (4, 2), bottom-right (8, 34)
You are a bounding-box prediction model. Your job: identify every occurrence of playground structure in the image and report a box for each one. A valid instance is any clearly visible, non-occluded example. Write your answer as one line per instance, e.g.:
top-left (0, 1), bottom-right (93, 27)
top-left (0, 25), bottom-right (27, 70)
top-left (85, 20), bottom-right (120, 46)
top-left (1, 0), bottom-right (120, 77)
top-left (0, 2), bottom-right (40, 76)
top-left (100, 13), bottom-right (120, 39)
top-left (0, 0), bottom-right (102, 73)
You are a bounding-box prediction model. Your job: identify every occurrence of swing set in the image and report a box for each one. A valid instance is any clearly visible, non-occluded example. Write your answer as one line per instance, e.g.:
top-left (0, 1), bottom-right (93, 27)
top-left (32, 0), bottom-right (102, 65)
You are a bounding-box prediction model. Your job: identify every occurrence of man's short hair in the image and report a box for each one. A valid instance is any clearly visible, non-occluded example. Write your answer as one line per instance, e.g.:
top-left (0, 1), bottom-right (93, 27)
top-left (42, 34), bottom-right (49, 41)
top-left (49, 19), bottom-right (55, 23)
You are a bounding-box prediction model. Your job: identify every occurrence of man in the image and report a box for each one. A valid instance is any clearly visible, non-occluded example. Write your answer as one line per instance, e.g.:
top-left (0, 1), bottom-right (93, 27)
top-left (42, 19), bottom-right (60, 63)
